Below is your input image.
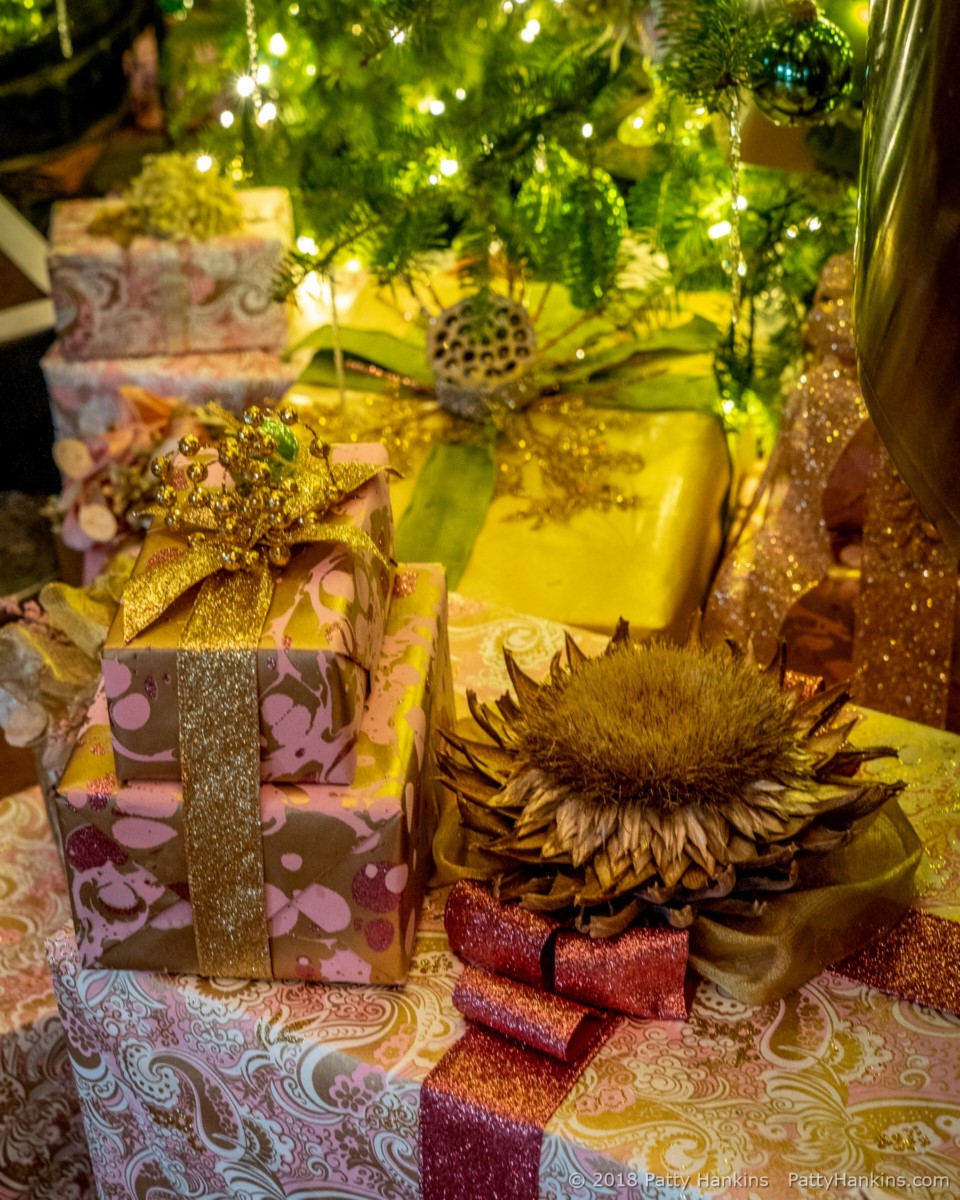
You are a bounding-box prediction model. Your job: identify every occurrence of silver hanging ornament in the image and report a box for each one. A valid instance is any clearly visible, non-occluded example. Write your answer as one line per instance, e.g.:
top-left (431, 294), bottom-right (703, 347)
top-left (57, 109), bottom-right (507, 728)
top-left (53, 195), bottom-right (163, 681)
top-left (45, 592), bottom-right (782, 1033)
top-left (749, 1), bottom-right (854, 126)
top-left (426, 294), bottom-right (538, 420)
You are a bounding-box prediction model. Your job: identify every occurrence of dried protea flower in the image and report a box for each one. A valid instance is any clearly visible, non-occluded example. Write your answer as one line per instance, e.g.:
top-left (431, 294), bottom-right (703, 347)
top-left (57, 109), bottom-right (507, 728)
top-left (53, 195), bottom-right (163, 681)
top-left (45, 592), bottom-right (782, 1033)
top-left (439, 622), bottom-right (904, 935)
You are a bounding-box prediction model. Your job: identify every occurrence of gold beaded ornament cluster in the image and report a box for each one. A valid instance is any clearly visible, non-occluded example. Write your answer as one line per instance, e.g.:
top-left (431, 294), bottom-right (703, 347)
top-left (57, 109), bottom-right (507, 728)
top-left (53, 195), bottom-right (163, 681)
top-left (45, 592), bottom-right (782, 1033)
top-left (145, 404), bottom-right (383, 573)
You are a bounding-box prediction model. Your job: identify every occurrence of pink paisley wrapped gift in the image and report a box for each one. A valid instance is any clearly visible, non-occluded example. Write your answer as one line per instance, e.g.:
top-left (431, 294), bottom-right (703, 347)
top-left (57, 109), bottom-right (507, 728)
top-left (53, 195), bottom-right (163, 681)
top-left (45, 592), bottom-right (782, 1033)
top-left (55, 563), bottom-right (453, 983)
top-left (41, 341), bottom-right (305, 441)
top-left (45, 679), bottom-right (960, 1200)
top-left (102, 442), bottom-right (395, 785)
top-left (0, 789), bottom-right (94, 1199)
top-left (48, 188), bottom-right (292, 361)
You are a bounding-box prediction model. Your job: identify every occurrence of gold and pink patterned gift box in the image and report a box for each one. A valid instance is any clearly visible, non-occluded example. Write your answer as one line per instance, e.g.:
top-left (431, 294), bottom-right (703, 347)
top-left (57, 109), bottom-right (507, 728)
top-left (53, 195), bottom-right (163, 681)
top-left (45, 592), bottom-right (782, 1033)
top-left (54, 563), bottom-right (453, 984)
top-left (47, 189), bottom-right (292, 362)
top-left (0, 790), bottom-right (93, 1199)
top-left (45, 597), bottom-right (960, 1200)
top-left (101, 444), bottom-right (395, 785)
top-left (41, 342), bottom-right (305, 442)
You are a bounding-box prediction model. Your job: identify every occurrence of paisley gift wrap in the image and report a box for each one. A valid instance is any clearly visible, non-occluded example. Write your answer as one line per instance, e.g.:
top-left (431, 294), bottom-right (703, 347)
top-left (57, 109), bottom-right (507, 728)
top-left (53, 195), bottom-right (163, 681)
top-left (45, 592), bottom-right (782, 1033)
top-left (48, 188), bottom-right (293, 361)
top-left (103, 443), bottom-right (394, 785)
top-left (55, 563), bottom-right (453, 983)
top-left (0, 789), bottom-right (94, 1199)
top-left (45, 689), bottom-right (960, 1200)
top-left (41, 341), bottom-right (304, 442)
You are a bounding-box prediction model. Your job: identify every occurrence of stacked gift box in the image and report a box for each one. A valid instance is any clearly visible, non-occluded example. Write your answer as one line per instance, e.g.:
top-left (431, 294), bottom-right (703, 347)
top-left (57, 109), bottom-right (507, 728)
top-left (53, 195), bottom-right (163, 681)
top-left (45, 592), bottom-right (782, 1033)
top-left (42, 185), bottom-right (301, 442)
top-left (50, 429), bottom-right (455, 986)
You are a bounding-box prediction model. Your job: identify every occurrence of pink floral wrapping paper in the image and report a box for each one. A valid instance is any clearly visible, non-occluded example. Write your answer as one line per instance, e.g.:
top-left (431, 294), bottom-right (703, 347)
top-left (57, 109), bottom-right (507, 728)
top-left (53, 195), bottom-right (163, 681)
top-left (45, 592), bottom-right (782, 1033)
top-left (0, 790), bottom-right (94, 1200)
top-left (46, 595), bottom-right (960, 1200)
top-left (48, 189), bottom-right (293, 361)
top-left (55, 563), bottom-right (453, 983)
top-left (102, 444), bottom-right (395, 784)
top-left (41, 341), bottom-right (306, 442)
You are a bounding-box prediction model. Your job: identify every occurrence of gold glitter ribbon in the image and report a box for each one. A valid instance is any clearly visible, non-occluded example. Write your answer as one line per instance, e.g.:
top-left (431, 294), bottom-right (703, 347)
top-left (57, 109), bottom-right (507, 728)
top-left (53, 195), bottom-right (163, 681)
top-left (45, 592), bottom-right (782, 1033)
top-left (179, 566), bottom-right (274, 977)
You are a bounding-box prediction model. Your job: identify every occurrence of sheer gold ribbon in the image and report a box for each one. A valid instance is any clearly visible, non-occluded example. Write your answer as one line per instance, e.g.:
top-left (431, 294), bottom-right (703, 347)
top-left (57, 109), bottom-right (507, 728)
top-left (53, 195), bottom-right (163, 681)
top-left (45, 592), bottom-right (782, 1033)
top-left (689, 799), bottom-right (921, 1004)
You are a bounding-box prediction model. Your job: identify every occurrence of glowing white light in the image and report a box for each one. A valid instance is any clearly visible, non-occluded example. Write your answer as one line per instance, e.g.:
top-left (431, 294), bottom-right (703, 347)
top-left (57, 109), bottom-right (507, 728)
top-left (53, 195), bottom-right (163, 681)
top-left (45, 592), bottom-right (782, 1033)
top-left (268, 32), bottom-right (288, 55)
top-left (786, 225), bottom-right (799, 239)
top-left (722, 398), bottom-right (736, 414)
top-left (429, 174), bottom-right (439, 185)
top-left (257, 101), bottom-right (277, 125)
top-left (429, 99), bottom-right (446, 115)
top-left (439, 157), bottom-right (458, 176)
top-left (195, 153), bottom-right (213, 173)
top-left (219, 110), bottom-right (235, 128)
top-left (297, 235), bottom-right (318, 255)
top-left (855, 4), bottom-right (869, 25)
top-left (236, 74), bottom-right (256, 97)
top-left (455, 88), bottom-right (466, 100)
top-left (737, 261), bottom-right (747, 276)
top-left (288, 3), bottom-right (299, 13)
top-left (581, 122), bottom-right (593, 138)
top-left (808, 216), bottom-right (823, 231)
top-left (345, 257), bottom-right (362, 273)
top-left (632, 116), bottom-right (644, 129)
top-left (305, 63), bottom-right (316, 76)
top-left (708, 220), bottom-right (732, 239)
top-left (390, 26), bottom-right (405, 44)
top-left (520, 18), bottom-right (540, 41)
top-left (735, 194), bottom-right (748, 211)
top-left (256, 63), bottom-right (271, 84)
top-left (502, 0), bottom-right (513, 10)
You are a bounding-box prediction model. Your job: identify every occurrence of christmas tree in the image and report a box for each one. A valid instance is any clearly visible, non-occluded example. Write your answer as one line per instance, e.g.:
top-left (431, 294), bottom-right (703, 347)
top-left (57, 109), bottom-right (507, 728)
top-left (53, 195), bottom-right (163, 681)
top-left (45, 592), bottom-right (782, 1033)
top-left (159, 0), bottom-right (868, 419)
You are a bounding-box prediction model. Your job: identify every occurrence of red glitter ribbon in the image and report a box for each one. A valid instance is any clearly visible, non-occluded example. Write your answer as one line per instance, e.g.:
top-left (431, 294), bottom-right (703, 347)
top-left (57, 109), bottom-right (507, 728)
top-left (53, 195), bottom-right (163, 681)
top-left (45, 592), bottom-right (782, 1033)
top-left (420, 882), bottom-right (688, 1200)
top-left (833, 909), bottom-right (960, 1013)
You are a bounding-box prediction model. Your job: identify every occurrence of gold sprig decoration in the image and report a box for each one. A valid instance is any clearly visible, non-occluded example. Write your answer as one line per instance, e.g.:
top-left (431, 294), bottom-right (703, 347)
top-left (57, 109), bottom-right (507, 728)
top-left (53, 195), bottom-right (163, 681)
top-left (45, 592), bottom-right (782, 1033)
top-left (88, 152), bottom-right (243, 245)
top-left (439, 624), bottom-right (904, 935)
top-left (122, 405), bottom-right (389, 642)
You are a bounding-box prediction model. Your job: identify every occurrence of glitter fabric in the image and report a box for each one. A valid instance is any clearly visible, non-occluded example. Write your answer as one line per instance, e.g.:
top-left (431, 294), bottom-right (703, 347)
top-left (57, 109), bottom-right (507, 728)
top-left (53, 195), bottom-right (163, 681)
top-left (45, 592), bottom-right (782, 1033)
top-left (445, 880), bottom-right (555, 988)
top-left (554, 926), bottom-right (689, 1020)
top-left (834, 909), bottom-right (960, 1013)
top-left (420, 1015), bottom-right (618, 1200)
top-left (453, 965), bottom-right (603, 1063)
top-left (853, 439), bottom-right (956, 727)
top-left (179, 567), bottom-right (274, 977)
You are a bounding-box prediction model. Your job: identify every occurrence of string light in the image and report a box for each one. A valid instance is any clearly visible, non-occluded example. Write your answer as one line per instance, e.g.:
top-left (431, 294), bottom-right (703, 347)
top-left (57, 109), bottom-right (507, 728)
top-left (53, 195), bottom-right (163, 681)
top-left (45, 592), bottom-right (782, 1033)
top-left (735, 195), bottom-right (748, 211)
top-left (268, 32), bottom-right (288, 55)
top-left (428, 174), bottom-right (439, 185)
top-left (220, 111), bottom-right (235, 128)
top-left (345, 258), bottom-right (362, 273)
top-left (390, 26), bottom-right (405, 44)
top-left (429, 99), bottom-right (446, 115)
top-left (439, 157), bottom-right (458, 176)
top-left (236, 74), bottom-right (256, 98)
top-left (520, 18), bottom-right (540, 41)
top-left (708, 220), bottom-right (733, 239)
top-left (632, 116), bottom-right (644, 129)
top-left (195, 154), bottom-right (213, 173)
top-left (256, 63), bottom-right (271, 84)
top-left (581, 123), bottom-right (593, 138)
top-left (305, 64), bottom-right (316, 76)
top-left (455, 88), bottom-right (466, 100)
top-left (257, 101), bottom-right (277, 125)
top-left (808, 216), bottom-right (823, 231)
top-left (297, 235), bottom-right (319, 255)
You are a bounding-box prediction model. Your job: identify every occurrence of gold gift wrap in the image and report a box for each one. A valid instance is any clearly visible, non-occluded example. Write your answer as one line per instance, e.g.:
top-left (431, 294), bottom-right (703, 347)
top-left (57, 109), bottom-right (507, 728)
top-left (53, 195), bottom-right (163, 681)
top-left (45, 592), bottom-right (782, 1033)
top-left (55, 563), bottom-right (453, 983)
top-left (102, 445), bottom-right (394, 785)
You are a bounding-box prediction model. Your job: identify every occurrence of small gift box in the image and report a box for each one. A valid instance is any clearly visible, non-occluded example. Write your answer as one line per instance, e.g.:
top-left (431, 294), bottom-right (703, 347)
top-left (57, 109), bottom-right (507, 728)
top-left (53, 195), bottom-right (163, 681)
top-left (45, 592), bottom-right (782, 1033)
top-left (0, 790), bottom-right (93, 1199)
top-left (55, 562), bottom-right (453, 983)
top-left (41, 341), bottom-right (305, 441)
top-left (48, 188), bottom-right (292, 361)
top-left (103, 442), bottom-right (394, 785)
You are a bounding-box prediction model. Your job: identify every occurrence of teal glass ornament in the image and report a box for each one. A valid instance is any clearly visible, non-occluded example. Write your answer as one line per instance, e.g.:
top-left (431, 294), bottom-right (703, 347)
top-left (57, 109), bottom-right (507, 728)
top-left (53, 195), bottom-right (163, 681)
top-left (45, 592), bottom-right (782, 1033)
top-left (749, 1), bottom-right (854, 126)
